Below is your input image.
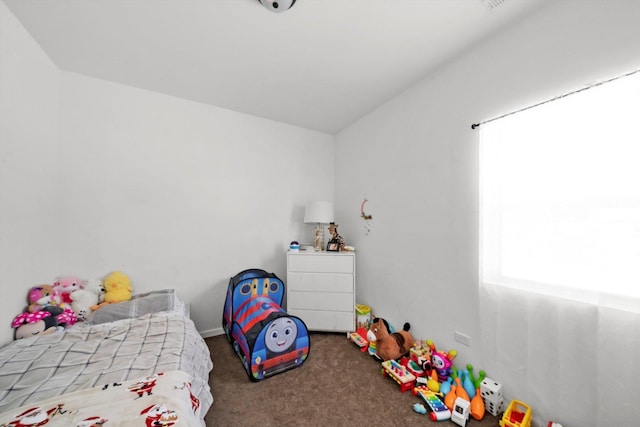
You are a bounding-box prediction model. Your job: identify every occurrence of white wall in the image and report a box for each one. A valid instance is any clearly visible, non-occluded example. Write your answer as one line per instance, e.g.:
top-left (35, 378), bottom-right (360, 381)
top-left (55, 72), bottom-right (334, 336)
top-left (0, 1), bottom-right (61, 345)
top-left (0, 1), bottom-right (334, 344)
top-left (335, 1), bottom-right (640, 426)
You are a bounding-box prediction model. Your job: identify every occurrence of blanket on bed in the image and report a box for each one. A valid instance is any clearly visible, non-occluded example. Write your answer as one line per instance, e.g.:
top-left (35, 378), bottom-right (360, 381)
top-left (0, 312), bottom-right (212, 416)
top-left (0, 370), bottom-right (203, 427)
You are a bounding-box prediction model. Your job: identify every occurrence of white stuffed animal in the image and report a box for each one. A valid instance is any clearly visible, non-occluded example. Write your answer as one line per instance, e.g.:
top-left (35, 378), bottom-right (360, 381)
top-left (70, 289), bottom-right (98, 321)
top-left (85, 279), bottom-right (106, 304)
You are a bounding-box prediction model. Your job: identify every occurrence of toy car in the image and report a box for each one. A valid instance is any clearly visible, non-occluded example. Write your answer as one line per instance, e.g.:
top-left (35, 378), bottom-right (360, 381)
top-left (451, 397), bottom-right (470, 426)
top-left (500, 400), bottom-right (532, 427)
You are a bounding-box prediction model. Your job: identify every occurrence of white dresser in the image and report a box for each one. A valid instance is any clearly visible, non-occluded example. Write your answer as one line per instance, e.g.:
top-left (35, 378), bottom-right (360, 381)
top-left (286, 251), bottom-right (356, 332)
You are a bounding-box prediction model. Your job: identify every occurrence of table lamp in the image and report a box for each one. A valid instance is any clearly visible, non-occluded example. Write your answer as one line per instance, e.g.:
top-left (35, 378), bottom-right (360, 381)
top-left (304, 201), bottom-right (334, 251)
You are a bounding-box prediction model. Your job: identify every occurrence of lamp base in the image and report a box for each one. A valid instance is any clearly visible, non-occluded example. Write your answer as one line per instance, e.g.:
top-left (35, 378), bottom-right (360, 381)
top-left (313, 224), bottom-right (324, 251)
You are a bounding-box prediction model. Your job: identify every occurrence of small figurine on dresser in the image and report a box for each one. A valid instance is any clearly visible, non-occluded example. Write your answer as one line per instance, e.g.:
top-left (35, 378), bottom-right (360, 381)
top-left (327, 222), bottom-right (346, 251)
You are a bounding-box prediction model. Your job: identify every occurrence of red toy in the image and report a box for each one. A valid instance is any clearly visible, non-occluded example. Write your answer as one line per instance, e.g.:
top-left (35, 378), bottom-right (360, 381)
top-left (381, 359), bottom-right (415, 393)
top-left (400, 356), bottom-right (426, 378)
top-left (500, 400), bottom-right (532, 427)
top-left (348, 327), bottom-right (369, 352)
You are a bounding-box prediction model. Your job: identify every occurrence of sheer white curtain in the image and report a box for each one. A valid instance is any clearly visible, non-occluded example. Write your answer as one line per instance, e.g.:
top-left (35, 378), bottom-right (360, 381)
top-left (479, 72), bottom-right (640, 426)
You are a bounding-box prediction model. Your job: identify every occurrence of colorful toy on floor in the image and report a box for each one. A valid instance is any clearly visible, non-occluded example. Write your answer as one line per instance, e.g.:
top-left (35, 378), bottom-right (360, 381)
top-left (461, 368), bottom-right (476, 399)
top-left (467, 364), bottom-right (486, 391)
top-left (440, 377), bottom-right (453, 396)
top-left (367, 317), bottom-right (414, 361)
top-left (471, 388), bottom-right (486, 421)
top-left (410, 339), bottom-right (433, 364)
top-left (400, 356), bottom-right (428, 380)
top-left (480, 377), bottom-right (504, 416)
top-left (444, 382), bottom-right (457, 411)
top-left (426, 339), bottom-right (457, 382)
top-left (412, 402), bottom-right (427, 414)
top-left (451, 366), bottom-right (470, 402)
top-left (500, 400), bottom-right (532, 427)
top-left (368, 338), bottom-right (379, 358)
top-left (468, 364), bottom-right (486, 421)
top-left (451, 397), bottom-right (471, 427)
top-left (381, 359), bottom-right (416, 393)
top-left (413, 385), bottom-right (451, 421)
top-left (348, 327), bottom-right (369, 351)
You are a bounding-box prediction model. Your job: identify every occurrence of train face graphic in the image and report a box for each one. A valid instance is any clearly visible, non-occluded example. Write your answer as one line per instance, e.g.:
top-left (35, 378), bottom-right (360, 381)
top-left (223, 269), bottom-right (309, 381)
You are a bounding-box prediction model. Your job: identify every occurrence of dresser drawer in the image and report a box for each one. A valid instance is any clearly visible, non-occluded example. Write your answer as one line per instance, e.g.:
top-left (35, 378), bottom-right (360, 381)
top-left (287, 272), bottom-right (353, 293)
top-left (289, 309), bottom-right (355, 332)
top-left (288, 253), bottom-right (354, 273)
top-left (288, 290), bottom-right (354, 312)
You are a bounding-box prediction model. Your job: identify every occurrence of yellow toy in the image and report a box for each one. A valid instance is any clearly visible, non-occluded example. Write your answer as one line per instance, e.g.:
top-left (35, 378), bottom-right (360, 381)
top-left (91, 271), bottom-right (132, 310)
top-left (500, 400), bottom-right (532, 427)
top-left (103, 271), bottom-right (132, 303)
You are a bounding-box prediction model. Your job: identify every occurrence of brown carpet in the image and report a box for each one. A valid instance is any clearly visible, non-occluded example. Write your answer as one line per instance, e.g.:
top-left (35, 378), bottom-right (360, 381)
top-left (204, 332), bottom-right (501, 426)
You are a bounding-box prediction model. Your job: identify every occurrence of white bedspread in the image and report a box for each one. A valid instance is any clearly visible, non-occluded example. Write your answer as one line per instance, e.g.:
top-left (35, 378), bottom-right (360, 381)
top-left (0, 311), bottom-right (213, 419)
top-left (0, 370), bottom-right (204, 426)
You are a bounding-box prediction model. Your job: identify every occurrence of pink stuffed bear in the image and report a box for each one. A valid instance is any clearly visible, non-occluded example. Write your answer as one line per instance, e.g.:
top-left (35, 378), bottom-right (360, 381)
top-left (53, 276), bottom-right (85, 305)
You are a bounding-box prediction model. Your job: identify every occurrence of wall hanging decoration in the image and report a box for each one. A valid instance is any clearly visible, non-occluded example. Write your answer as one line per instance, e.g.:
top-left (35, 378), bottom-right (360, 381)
top-left (361, 198), bottom-right (373, 235)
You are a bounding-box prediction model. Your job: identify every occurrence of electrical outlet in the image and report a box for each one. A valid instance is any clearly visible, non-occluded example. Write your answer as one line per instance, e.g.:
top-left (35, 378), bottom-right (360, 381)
top-left (454, 331), bottom-right (471, 347)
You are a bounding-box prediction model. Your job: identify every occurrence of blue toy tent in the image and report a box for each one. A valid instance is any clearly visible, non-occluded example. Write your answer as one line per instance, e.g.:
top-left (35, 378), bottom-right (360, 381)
top-left (222, 268), bottom-right (309, 381)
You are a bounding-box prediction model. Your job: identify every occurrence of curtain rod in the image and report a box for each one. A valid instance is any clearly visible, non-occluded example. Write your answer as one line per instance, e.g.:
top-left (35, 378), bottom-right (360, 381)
top-left (470, 68), bottom-right (640, 130)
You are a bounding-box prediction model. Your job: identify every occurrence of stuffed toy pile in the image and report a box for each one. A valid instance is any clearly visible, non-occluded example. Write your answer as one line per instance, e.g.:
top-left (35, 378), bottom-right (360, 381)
top-left (12, 285), bottom-right (78, 340)
top-left (11, 271), bottom-right (132, 340)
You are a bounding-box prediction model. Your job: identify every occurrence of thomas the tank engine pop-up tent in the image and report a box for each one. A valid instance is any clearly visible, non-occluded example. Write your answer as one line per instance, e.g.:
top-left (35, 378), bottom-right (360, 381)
top-left (223, 268), bottom-right (309, 381)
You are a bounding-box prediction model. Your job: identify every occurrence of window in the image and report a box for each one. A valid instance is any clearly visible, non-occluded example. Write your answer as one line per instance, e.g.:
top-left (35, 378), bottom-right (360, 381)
top-left (480, 71), bottom-right (640, 306)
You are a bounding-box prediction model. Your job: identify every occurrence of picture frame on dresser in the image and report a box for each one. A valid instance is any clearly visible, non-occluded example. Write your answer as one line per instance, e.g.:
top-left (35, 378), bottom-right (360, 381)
top-left (326, 241), bottom-right (340, 251)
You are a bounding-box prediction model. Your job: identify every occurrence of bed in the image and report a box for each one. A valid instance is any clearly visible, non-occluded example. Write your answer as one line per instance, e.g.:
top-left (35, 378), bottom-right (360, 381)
top-left (0, 289), bottom-right (213, 426)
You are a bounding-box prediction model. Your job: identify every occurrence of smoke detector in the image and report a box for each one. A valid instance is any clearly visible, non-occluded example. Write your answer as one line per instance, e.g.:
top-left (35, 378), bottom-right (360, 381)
top-left (259, 0), bottom-right (296, 13)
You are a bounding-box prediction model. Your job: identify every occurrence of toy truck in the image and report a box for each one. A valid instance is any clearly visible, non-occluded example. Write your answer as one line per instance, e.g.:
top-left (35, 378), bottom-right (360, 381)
top-left (500, 400), bottom-right (532, 427)
top-left (451, 397), bottom-right (471, 426)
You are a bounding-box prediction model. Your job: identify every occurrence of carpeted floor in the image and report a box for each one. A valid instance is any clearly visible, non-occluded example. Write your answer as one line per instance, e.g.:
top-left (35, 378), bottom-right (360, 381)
top-left (204, 332), bottom-right (501, 426)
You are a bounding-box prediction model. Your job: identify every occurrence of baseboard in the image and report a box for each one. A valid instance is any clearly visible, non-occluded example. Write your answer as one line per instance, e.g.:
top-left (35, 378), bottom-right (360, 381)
top-left (200, 327), bottom-right (224, 338)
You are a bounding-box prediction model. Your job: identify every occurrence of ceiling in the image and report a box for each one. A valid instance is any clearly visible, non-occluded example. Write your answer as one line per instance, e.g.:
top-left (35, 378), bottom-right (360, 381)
top-left (4, 0), bottom-right (549, 134)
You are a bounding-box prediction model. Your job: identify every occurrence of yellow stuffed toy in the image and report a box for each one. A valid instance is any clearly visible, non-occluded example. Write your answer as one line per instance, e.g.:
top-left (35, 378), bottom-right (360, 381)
top-left (104, 271), bottom-right (132, 303)
top-left (92, 271), bottom-right (132, 310)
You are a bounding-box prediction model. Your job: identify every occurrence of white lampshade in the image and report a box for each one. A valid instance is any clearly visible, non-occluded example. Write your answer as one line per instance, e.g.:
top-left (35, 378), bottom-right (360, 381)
top-left (304, 201), bottom-right (334, 224)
